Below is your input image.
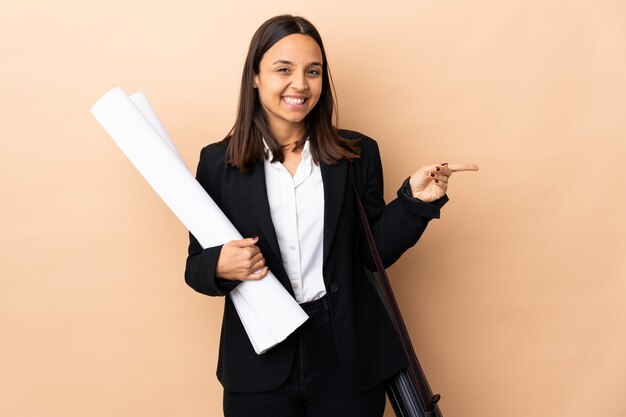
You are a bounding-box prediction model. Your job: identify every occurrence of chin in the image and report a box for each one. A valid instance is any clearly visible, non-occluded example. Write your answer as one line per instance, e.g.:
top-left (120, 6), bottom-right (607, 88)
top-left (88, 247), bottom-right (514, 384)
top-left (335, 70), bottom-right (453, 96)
top-left (282, 114), bottom-right (309, 124)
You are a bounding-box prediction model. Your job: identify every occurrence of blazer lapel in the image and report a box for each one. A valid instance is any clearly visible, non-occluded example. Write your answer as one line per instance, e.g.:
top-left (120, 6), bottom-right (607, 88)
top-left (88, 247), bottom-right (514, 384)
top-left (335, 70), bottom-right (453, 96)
top-left (321, 158), bottom-right (348, 268)
top-left (239, 162), bottom-right (285, 275)
top-left (239, 158), bottom-right (348, 290)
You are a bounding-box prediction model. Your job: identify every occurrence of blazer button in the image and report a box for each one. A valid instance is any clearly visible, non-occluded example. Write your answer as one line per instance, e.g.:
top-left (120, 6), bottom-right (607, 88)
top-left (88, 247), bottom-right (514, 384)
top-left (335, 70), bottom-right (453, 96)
top-left (329, 282), bottom-right (339, 293)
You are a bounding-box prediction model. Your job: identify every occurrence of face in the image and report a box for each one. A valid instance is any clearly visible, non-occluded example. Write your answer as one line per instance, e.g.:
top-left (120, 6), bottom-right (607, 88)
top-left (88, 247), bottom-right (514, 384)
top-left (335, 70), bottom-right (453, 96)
top-left (253, 34), bottom-right (323, 135)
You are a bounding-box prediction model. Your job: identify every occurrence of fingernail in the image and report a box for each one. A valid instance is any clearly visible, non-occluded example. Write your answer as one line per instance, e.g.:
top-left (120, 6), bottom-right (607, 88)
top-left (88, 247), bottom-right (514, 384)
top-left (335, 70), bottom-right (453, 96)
top-left (429, 173), bottom-right (435, 177)
top-left (435, 180), bottom-right (439, 183)
top-left (436, 167), bottom-right (440, 171)
top-left (442, 162), bottom-right (448, 166)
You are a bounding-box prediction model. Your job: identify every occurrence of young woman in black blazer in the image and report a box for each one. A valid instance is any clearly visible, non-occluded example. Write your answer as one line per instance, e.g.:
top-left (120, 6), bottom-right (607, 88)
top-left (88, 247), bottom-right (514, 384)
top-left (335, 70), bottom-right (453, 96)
top-left (184, 14), bottom-right (478, 417)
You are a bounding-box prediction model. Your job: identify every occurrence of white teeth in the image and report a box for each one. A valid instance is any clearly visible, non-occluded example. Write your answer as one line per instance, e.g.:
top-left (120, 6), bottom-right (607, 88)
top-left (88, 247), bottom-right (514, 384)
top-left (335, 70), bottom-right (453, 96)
top-left (283, 97), bottom-right (306, 105)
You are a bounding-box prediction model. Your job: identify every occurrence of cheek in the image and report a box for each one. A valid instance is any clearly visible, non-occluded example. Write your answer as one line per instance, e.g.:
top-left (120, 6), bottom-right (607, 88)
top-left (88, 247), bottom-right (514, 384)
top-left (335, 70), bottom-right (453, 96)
top-left (259, 78), bottom-right (285, 97)
top-left (310, 82), bottom-right (323, 105)
top-left (257, 85), bottom-right (279, 108)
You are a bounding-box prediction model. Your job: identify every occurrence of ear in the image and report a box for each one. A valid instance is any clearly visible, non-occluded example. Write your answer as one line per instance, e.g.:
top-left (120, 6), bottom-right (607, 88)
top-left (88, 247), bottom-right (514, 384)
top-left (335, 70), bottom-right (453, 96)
top-left (253, 73), bottom-right (259, 89)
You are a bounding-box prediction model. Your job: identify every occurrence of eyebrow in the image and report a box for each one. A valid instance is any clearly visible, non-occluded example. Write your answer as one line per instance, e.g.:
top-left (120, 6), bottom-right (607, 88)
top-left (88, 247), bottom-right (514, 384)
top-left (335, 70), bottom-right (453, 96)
top-left (272, 59), bottom-right (323, 66)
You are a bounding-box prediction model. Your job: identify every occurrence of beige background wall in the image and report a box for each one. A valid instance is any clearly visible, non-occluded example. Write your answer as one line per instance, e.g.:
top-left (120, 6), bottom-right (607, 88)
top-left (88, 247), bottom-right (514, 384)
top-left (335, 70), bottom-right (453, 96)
top-left (1, 1), bottom-right (625, 416)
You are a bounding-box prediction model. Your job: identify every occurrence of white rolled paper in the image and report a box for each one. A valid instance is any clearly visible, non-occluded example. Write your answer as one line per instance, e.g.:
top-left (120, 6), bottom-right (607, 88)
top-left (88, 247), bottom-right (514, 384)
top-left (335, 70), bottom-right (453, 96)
top-left (91, 87), bottom-right (308, 354)
top-left (129, 92), bottom-right (184, 161)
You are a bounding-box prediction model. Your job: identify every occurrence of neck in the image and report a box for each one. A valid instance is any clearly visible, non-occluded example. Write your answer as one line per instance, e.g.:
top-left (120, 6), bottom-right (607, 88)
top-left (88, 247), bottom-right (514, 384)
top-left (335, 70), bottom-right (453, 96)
top-left (269, 121), bottom-right (306, 147)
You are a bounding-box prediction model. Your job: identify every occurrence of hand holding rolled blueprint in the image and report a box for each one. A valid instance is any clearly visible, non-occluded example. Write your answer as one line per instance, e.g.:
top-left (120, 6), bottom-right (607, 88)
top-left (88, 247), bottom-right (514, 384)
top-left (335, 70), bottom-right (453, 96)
top-left (90, 87), bottom-right (308, 354)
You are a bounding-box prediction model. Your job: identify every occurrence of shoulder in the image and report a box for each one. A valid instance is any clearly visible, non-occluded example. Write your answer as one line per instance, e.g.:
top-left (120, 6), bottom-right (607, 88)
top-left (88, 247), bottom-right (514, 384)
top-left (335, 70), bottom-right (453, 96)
top-left (199, 137), bottom-right (230, 165)
top-left (338, 128), bottom-right (377, 148)
top-left (337, 128), bottom-right (381, 163)
top-left (195, 138), bottom-right (232, 202)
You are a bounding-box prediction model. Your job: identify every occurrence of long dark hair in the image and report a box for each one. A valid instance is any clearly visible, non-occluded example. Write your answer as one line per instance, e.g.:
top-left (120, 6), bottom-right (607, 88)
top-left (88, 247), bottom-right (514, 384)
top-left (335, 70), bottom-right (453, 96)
top-left (223, 14), bottom-right (360, 171)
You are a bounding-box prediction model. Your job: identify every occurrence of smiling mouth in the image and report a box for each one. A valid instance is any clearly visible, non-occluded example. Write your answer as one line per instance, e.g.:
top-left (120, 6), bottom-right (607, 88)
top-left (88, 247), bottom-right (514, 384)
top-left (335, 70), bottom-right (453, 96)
top-left (282, 97), bottom-right (307, 105)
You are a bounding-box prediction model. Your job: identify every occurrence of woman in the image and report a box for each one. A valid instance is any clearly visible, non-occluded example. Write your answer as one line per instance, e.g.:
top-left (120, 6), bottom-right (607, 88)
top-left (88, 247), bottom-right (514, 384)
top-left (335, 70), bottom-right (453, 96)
top-left (185, 14), bottom-right (477, 417)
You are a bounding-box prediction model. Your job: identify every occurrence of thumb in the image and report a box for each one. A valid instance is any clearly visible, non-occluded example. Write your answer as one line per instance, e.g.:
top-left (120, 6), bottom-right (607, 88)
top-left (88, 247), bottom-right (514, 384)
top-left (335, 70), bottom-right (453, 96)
top-left (233, 236), bottom-right (259, 247)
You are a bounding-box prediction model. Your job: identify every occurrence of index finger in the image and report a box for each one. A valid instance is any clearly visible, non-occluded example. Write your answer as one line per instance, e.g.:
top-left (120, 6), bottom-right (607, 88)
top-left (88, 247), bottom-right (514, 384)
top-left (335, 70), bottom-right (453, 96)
top-left (447, 163), bottom-right (479, 172)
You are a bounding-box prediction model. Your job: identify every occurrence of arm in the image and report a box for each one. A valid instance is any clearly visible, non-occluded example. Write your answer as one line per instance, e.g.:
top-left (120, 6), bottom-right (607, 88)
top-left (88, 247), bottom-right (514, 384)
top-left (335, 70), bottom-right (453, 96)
top-left (185, 235), bottom-right (241, 297)
top-left (183, 145), bottom-right (241, 297)
top-left (353, 135), bottom-right (448, 269)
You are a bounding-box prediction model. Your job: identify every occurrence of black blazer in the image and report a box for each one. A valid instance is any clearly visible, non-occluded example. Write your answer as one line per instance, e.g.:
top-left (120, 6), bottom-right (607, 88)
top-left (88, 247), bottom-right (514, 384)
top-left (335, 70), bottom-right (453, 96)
top-left (184, 129), bottom-right (448, 393)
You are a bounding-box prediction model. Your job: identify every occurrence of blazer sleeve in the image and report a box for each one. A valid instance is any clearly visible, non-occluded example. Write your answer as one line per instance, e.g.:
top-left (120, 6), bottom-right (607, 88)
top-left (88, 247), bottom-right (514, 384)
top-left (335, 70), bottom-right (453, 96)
top-left (184, 145), bottom-right (241, 297)
top-left (353, 133), bottom-right (448, 269)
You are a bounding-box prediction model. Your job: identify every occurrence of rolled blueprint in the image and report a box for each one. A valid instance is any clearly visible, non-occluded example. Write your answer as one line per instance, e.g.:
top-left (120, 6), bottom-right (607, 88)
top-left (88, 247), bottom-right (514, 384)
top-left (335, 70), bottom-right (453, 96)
top-left (91, 87), bottom-right (308, 354)
top-left (128, 92), bottom-right (183, 161)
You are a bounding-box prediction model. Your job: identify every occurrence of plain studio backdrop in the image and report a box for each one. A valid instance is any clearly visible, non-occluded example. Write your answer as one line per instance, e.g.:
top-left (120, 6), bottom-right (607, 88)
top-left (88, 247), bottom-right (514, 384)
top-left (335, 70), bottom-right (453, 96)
top-left (1, 1), bottom-right (624, 416)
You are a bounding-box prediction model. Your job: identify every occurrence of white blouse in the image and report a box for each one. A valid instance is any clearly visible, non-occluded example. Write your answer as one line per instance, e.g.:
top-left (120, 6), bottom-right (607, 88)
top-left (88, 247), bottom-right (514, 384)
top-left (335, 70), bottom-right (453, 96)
top-left (263, 139), bottom-right (326, 303)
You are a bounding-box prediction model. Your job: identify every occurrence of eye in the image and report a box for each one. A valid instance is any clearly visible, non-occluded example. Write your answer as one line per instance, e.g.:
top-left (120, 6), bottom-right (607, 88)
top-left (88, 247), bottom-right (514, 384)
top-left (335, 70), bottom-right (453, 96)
top-left (276, 67), bottom-right (290, 73)
top-left (307, 69), bottom-right (321, 76)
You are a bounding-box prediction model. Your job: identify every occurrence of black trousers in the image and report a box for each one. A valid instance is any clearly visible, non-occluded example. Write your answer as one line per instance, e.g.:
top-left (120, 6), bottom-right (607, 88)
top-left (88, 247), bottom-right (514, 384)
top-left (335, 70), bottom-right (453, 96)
top-left (223, 296), bottom-right (386, 417)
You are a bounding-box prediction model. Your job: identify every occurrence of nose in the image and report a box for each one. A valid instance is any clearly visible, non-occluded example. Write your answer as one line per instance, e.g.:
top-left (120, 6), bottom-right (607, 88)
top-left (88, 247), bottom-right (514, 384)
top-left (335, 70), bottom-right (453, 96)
top-left (290, 71), bottom-right (309, 91)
